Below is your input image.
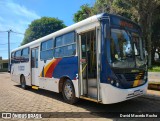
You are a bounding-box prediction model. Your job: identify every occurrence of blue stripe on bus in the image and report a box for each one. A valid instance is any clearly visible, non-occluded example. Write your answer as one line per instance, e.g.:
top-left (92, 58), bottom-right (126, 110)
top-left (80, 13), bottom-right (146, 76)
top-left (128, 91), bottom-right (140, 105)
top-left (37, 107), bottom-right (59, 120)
top-left (53, 56), bottom-right (78, 80)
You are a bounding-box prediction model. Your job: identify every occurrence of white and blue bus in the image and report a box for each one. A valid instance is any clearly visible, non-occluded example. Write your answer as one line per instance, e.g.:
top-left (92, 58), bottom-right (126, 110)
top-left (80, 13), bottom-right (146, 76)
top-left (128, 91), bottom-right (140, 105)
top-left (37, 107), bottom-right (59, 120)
top-left (11, 13), bottom-right (148, 104)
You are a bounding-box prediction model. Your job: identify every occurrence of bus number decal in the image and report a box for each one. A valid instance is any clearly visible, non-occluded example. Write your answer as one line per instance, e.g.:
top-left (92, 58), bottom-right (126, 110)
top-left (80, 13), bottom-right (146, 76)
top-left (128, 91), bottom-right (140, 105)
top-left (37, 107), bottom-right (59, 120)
top-left (18, 66), bottom-right (25, 71)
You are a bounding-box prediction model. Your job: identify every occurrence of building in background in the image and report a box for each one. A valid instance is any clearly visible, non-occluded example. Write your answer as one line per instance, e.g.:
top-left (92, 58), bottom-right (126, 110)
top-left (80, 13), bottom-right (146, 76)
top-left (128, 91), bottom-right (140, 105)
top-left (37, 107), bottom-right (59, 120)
top-left (0, 57), bottom-right (8, 72)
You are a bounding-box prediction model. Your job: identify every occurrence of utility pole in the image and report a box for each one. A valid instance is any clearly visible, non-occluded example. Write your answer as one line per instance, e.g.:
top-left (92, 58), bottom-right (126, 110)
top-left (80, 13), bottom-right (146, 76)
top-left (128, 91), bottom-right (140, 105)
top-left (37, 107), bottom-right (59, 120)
top-left (0, 29), bottom-right (23, 72)
top-left (8, 30), bottom-right (12, 72)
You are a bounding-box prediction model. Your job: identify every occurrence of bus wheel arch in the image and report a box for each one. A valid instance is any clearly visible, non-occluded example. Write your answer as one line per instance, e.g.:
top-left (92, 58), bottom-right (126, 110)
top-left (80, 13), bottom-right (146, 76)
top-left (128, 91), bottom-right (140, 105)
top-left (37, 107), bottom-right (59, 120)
top-left (59, 76), bottom-right (78, 104)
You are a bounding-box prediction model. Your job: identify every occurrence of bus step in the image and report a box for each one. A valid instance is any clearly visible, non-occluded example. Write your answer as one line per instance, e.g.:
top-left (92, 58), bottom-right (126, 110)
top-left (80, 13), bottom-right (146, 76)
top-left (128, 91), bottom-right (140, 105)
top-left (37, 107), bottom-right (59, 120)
top-left (80, 96), bottom-right (102, 103)
top-left (88, 86), bottom-right (98, 98)
top-left (32, 86), bottom-right (39, 90)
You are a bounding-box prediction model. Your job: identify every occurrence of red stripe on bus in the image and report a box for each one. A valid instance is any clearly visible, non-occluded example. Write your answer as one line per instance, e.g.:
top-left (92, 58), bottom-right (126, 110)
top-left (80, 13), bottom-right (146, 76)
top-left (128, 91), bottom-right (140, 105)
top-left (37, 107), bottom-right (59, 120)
top-left (45, 58), bottom-right (62, 78)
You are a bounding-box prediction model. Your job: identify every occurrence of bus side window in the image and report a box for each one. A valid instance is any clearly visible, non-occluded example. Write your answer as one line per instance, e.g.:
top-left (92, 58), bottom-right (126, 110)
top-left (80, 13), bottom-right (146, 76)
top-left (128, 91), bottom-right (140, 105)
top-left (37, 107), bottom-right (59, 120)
top-left (54, 31), bottom-right (76, 58)
top-left (15, 50), bottom-right (21, 63)
top-left (40, 39), bottom-right (54, 60)
top-left (21, 48), bottom-right (29, 62)
top-left (11, 52), bottom-right (15, 64)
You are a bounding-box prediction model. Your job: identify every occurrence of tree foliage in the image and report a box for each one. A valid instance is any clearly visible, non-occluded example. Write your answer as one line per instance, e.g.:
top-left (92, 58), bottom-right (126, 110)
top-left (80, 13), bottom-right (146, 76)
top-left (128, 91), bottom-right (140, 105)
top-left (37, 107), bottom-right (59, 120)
top-left (73, 4), bottom-right (93, 23)
top-left (21, 17), bottom-right (66, 45)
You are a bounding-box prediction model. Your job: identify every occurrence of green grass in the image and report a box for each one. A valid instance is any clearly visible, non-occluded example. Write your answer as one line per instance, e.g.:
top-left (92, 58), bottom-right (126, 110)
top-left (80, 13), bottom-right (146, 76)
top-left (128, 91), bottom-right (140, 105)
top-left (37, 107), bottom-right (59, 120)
top-left (148, 66), bottom-right (160, 72)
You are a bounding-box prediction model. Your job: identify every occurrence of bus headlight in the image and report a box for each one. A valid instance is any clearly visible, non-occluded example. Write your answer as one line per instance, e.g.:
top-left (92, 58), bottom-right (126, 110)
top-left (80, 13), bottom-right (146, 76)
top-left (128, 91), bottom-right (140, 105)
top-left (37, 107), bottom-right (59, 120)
top-left (111, 80), bottom-right (114, 84)
top-left (116, 82), bottom-right (119, 87)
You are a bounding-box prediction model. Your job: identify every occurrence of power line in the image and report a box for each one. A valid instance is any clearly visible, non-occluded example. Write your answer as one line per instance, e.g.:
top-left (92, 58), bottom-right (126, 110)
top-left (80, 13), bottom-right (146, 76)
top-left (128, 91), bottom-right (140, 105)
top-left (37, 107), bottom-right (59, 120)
top-left (0, 30), bottom-right (24, 35)
top-left (0, 49), bottom-right (8, 51)
top-left (0, 31), bottom-right (7, 33)
top-left (0, 42), bottom-right (20, 45)
top-left (11, 31), bottom-right (24, 35)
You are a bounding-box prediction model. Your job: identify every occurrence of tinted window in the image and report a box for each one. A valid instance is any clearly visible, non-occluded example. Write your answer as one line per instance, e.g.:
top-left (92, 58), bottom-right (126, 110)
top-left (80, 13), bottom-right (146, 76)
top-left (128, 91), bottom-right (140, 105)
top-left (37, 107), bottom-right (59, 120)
top-left (15, 50), bottom-right (21, 57)
top-left (15, 50), bottom-right (21, 63)
top-left (55, 32), bottom-right (75, 47)
top-left (41, 42), bottom-right (47, 51)
top-left (41, 39), bottom-right (53, 51)
top-left (54, 44), bottom-right (76, 58)
top-left (41, 39), bottom-right (54, 60)
top-left (11, 52), bottom-right (15, 58)
top-left (11, 52), bottom-right (15, 64)
top-left (21, 48), bottom-right (29, 62)
top-left (55, 36), bottom-right (63, 47)
top-left (55, 47), bottom-right (64, 57)
top-left (22, 48), bottom-right (29, 56)
top-left (41, 50), bottom-right (54, 60)
top-left (63, 32), bottom-right (75, 45)
top-left (64, 44), bottom-right (76, 56)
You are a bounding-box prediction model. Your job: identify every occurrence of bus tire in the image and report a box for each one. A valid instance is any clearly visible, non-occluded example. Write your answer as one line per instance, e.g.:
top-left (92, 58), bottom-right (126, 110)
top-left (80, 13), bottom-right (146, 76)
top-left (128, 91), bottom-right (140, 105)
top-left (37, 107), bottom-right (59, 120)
top-left (62, 79), bottom-right (78, 104)
top-left (20, 75), bottom-right (27, 89)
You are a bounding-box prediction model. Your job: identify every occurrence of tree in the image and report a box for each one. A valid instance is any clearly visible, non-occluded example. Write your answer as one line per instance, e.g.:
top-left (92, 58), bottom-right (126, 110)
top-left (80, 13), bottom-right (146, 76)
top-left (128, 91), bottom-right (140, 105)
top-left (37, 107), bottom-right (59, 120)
top-left (151, 5), bottom-right (160, 63)
top-left (93, 0), bottom-right (114, 14)
top-left (21, 17), bottom-right (66, 45)
top-left (73, 4), bottom-right (93, 23)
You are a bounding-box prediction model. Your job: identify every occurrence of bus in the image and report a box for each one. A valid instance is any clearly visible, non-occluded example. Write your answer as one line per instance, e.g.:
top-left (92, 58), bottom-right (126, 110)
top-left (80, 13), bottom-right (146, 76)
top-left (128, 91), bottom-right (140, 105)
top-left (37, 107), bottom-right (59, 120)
top-left (10, 13), bottom-right (148, 104)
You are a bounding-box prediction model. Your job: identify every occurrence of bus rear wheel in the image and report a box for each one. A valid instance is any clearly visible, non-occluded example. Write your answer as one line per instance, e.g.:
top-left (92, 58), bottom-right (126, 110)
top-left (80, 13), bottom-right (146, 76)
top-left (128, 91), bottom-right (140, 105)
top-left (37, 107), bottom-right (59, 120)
top-left (20, 75), bottom-right (27, 89)
top-left (62, 79), bottom-right (78, 104)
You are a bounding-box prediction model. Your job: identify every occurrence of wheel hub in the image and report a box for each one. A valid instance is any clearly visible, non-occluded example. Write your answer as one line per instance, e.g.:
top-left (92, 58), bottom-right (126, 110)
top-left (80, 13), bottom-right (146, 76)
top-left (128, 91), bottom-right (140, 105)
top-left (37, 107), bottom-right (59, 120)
top-left (64, 83), bottom-right (72, 100)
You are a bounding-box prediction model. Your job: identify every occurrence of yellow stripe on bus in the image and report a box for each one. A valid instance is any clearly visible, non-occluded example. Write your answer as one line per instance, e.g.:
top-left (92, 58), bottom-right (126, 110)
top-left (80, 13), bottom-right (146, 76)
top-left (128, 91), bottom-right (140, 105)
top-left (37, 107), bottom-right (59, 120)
top-left (44, 60), bottom-right (55, 76)
top-left (133, 80), bottom-right (139, 87)
top-left (32, 86), bottom-right (39, 90)
top-left (39, 59), bottom-right (56, 77)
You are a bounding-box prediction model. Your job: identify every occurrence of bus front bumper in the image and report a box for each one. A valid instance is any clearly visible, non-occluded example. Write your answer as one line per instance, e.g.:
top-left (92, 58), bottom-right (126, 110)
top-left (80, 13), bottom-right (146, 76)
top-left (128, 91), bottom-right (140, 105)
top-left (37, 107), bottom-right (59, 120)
top-left (100, 82), bottom-right (148, 104)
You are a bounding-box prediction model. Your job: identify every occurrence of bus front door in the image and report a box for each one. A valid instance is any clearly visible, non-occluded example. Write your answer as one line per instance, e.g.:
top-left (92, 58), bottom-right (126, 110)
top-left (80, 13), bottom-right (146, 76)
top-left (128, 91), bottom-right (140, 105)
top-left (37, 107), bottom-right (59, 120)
top-left (79, 28), bottom-right (100, 101)
top-left (31, 47), bottom-right (39, 86)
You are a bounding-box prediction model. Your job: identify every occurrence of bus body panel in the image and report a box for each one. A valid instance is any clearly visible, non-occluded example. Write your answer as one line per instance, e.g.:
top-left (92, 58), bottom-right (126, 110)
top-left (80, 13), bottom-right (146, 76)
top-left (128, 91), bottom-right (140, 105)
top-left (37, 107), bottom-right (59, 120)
top-left (11, 59), bottom-right (31, 86)
top-left (100, 81), bottom-right (148, 104)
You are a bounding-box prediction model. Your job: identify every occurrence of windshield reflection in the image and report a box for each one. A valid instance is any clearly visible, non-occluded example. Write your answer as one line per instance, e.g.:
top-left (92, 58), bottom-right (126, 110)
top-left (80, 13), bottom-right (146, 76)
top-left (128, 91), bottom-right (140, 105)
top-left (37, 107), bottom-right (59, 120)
top-left (110, 28), bottom-right (145, 68)
top-left (132, 33), bottom-right (146, 67)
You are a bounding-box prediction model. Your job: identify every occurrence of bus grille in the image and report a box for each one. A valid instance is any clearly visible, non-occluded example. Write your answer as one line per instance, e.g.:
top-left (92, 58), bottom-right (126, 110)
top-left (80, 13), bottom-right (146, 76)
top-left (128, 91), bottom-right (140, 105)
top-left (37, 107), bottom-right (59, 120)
top-left (117, 72), bottom-right (145, 82)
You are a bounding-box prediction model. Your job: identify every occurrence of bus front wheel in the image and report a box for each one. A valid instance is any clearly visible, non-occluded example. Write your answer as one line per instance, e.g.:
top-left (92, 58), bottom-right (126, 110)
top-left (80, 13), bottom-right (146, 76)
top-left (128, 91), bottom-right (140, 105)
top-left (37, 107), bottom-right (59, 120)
top-left (62, 79), bottom-right (78, 104)
top-left (20, 75), bottom-right (27, 89)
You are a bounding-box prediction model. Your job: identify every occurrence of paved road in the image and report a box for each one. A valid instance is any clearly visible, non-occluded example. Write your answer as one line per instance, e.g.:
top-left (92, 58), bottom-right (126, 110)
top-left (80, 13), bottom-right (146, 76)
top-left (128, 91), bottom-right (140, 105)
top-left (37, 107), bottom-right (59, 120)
top-left (0, 72), bottom-right (160, 121)
top-left (148, 72), bottom-right (160, 84)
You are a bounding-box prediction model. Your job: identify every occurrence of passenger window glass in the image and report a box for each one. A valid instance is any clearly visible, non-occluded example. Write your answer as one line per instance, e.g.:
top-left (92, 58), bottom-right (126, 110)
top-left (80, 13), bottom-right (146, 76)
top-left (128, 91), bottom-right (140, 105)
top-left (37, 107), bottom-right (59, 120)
top-left (21, 48), bottom-right (29, 62)
top-left (47, 40), bottom-right (53, 50)
top-left (11, 52), bottom-right (15, 58)
top-left (22, 48), bottom-right (29, 56)
top-left (40, 39), bottom-right (54, 60)
top-left (55, 37), bottom-right (62, 47)
top-left (55, 47), bottom-right (64, 57)
top-left (55, 32), bottom-right (75, 47)
top-left (11, 52), bottom-right (15, 64)
top-left (42, 42), bottom-right (47, 51)
top-left (63, 32), bottom-right (75, 45)
top-left (15, 50), bottom-right (21, 57)
top-left (64, 44), bottom-right (76, 56)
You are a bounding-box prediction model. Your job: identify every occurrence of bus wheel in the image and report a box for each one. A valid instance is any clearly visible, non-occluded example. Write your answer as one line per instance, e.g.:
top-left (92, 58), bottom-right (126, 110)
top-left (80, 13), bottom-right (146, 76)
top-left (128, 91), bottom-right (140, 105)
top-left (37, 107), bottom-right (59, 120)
top-left (21, 76), bottom-right (26, 89)
top-left (62, 79), bottom-right (78, 104)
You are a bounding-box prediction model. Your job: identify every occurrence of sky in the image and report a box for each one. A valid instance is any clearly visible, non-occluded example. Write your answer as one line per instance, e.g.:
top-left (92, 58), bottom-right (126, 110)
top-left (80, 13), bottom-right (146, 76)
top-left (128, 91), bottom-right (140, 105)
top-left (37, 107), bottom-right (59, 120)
top-left (0, 0), bottom-right (95, 59)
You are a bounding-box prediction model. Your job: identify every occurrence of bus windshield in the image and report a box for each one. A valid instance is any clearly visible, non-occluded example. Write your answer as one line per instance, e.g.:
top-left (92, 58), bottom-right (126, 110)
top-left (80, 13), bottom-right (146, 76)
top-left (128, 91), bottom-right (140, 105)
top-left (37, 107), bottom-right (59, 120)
top-left (110, 28), bottom-right (145, 68)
